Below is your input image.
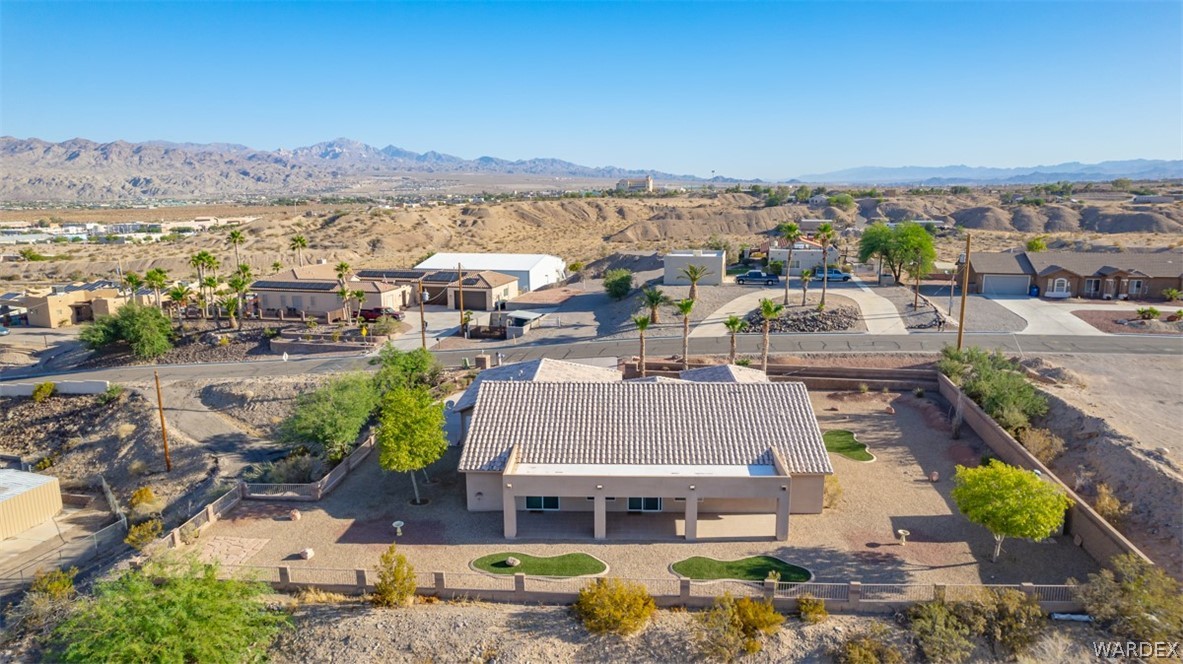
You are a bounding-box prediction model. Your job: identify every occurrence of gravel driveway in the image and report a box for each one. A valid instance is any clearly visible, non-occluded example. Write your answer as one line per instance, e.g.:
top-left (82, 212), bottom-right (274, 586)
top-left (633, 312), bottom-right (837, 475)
top-left (919, 285), bottom-right (1028, 333)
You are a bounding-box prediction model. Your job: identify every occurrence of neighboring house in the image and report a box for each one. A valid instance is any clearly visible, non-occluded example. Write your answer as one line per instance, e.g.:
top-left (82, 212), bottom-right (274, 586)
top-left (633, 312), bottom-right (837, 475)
top-left (452, 358), bottom-right (622, 440)
top-left (459, 381), bottom-right (832, 541)
top-left (1131, 195), bottom-right (1175, 204)
top-left (807, 194), bottom-right (829, 206)
top-left (678, 364), bottom-right (770, 383)
top-left (797, 218), bottom-right (830, 233)
top-left (662, 250), bottom-right (726, 287)
top-left (414, 253), bottom-right (566, 293)
top-left (767, 239), bottom-right (841, 276)
top-left (967, 250), bottom-right (1183, 299)
top-left (24, 280), bottom-right (125, 328)
top-left (615, 176), bottom-right (654, 193)
top-left (251, 265), bottom-right (411, 318)
top-left (448, 271), bottom-right (519, 311)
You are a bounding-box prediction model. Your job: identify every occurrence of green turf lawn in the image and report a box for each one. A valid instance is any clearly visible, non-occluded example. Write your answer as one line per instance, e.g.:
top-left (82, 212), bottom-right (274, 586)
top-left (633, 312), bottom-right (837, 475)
top-left (823, 429), bottom-right (874, 461)
top-left (671, 556), bottom-right (810, 582)
top-left (472, 552), bottom-right (606, 577)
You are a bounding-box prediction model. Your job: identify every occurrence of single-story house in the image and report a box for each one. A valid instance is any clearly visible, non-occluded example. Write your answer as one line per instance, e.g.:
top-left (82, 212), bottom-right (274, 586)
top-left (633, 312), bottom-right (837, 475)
top-left (414, 252), bottom-right (566, 293)
top-left (452, 358), bottom-right (622, 440)
top-left (0, 470), bottom-right (62, 539)
top-left (767, 239), bottom-right (841, 276)
top-left (967, 250), bottom-right (1183, 299)
top-left (808, 194), bottom-right (830, 206)
top-left (662, 250), bottom-right (726, 287)
top-left (252, 265), bottom-right (411, 318)
top-left (459, 381), bottom-right (832, 541)
top-left (448, 271), bottom-right (520, 311)
top-left (24, 280), bottom-right (124, 328)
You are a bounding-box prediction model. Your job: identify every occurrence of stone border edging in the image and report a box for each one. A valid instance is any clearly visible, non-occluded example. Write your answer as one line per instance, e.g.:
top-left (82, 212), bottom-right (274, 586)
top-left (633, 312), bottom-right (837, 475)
top-left (467, 552), bottom-right (610, 579)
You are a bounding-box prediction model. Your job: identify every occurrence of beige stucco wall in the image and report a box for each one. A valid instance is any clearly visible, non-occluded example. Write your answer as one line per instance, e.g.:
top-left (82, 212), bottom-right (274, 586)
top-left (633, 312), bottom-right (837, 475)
top-left (789, 474), bottom-right (824, 514)
top-left (663, 252), bottom-right (726, 286)
top-left (92, 296), bottom-right (128, 318)
top-left (767, 247), bottom-right (839, 276)
top-left (448, 280), bottom-right (518, 310)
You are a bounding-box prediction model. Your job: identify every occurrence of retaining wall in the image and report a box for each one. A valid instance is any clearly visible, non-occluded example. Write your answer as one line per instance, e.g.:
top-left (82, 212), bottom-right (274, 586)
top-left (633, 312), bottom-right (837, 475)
top-left (0, 380), bottom-right (109, 397)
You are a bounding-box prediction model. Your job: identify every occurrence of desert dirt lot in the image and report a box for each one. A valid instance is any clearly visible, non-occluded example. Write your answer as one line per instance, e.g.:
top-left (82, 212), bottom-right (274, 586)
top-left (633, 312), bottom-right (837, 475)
top-left (190, 390), bottom-right (1097, 588)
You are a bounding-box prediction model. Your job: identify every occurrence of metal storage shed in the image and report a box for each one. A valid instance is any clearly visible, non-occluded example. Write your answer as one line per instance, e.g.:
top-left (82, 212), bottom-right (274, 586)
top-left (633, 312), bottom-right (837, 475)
top-left (0, 470), bottom-right (62, 539)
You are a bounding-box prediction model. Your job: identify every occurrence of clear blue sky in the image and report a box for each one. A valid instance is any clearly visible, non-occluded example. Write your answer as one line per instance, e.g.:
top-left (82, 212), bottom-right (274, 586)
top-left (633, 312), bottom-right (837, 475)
top-left (2, 1), bottom-right (1180, 179)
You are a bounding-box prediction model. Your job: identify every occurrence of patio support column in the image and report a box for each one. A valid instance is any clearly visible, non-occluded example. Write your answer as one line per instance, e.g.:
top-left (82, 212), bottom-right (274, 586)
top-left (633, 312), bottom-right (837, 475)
top-left (593, 495), bottom-right (606, 540)
top-left (503, 488), bottom-right (517, 539)
top-left (775, 490), bottom-right (790, 541)
top-left (684, 495), bottom-right (698, 542)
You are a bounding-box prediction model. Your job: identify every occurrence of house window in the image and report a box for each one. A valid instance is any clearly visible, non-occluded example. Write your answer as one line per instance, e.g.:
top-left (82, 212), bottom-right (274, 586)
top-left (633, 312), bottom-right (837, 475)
top-left (1128, 280), bottom-right (1143, 295)
top-left (1084, 278), bottom-right (1101, 295)
top-left (524, 496), bottom-right (559, 511)
top-left (1051, 278), bottom-right (1069, 294)
top-left (627, 497), bottom-right (662, 512)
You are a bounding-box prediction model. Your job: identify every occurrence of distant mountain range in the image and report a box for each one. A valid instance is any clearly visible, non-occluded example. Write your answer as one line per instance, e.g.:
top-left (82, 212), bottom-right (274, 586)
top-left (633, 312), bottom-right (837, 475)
top-left (793, 160), bottom-right (1183, 185)
top-left (0, 136), bottom-right (700, 202)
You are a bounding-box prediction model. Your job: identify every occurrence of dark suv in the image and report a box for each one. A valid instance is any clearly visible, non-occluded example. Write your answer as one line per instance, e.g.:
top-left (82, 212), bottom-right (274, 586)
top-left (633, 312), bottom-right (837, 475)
top-left (359, 307), bottom-right (405, 321)
top-left (735, 270), bottom-right (780, 285)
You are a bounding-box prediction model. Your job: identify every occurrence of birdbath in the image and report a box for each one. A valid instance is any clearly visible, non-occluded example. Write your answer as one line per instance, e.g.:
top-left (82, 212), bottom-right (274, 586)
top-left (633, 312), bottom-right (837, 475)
top-left (392, 520), bottom-right (405, 537)
top-left (897, 529), bottom-right (910, 545)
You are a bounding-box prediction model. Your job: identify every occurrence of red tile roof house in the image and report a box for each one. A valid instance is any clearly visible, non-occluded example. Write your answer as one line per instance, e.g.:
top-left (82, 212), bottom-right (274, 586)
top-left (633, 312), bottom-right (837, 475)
top-left (457, 381), bottom-right (832, 542)
top-left (967, 251), bottom-right (1183, 300)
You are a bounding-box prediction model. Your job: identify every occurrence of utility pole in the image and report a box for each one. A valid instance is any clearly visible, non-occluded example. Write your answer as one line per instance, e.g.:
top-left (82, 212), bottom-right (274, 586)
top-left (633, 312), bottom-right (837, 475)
top-left (956, 233), bottom-right (971, 350)
top-left (456, 262), bottom-right (465, 332)
top-left (417, 280), bottom-right (427, 350)
top-left (153, 371), bottom-right (173, 472)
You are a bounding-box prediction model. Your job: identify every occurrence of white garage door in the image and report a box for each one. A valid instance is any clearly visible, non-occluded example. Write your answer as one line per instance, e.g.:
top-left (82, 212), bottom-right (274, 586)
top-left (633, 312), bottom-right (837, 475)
top-left (982, 275), bottom-right (1030, 296)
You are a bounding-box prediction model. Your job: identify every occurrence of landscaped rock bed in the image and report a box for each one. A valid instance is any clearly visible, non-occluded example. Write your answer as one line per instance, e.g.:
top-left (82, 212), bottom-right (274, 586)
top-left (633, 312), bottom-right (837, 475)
top-left (741, 305), bottom-right (860, 333)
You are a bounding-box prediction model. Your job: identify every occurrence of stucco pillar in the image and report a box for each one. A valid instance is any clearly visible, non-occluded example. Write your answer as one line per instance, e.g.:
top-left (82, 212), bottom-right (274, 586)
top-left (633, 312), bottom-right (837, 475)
top-left (503, 488), bottom-right (517, 539)
top-left (684, 496), bottom-right (698, 541)
top-left (775, 490), bottom-right (791, 541)
top-left (593, 495), bottom-right (606, 540)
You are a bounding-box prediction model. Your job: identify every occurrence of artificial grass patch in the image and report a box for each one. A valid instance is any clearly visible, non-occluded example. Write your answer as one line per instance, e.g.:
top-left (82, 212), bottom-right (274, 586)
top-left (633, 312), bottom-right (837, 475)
top-left (671, 556), bottom-right (810, 582)
top-left (823, 429), bottom-right (874, 462)
top-left (472, 552), bottom-right (606, 577)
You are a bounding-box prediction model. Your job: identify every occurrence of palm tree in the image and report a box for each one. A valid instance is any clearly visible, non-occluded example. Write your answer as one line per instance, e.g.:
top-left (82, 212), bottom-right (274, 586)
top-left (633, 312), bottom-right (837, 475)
top-left (679, 264), bottom-right (712, 301)
top-left (122, 271), bottom-right (144, 295)
top-left (166, 284), bottom-right (193, 322)
top-left (271, 261), bottom-right (284, 274)
top-left (236, 263), bottom-right (254, 281)
top-left (758, 297), bottom-right (784, 372)
top-left (219, 294), bottom-right (240, 329)
top-left (227, 229), bottom-right (245, 269)
top-left (228, 274), bottom-right (251, 321)
top-left (351, 290), bottom-right (366, 322)
top-left (289, 234), bottom-right (308, 266)
top-left (335, 261), bottom-right (351, 281)
top-left (144, 268), bottom-right (169, 309)
top-left (200, 276), bottom-right (219, 319)
top-left (337, 286), bottom-right (353, 324)
top-left (799, 268), bottom-right (815, 306)
top-left (815, 222), bottom-right (835, 309)
top-left (632, 315), bottom-right (651, 378)
top-left (723, 315), bottom-right (745, 364)
top-left (640, 287), bottom-right (672, 324)
top-left (778, 222), bottom-right (802, 305)
top-left (194, 292), bottom-right (208, 320)
top-left (676, 298), bottom-right (695, 369)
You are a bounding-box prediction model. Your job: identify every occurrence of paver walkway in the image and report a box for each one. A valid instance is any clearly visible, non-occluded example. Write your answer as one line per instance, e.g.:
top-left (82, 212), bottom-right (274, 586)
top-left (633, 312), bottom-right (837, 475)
top-left (986, 297), bottom-right (1107, 336)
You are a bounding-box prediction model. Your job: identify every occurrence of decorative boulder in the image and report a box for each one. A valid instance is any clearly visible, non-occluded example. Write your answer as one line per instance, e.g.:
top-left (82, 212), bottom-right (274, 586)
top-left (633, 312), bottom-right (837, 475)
top-left (290, 509), bottom-right (301, 521)
top-left (884, 405), bottom-right (896, 415)
top-left (300, 548), bottom-right (315, 560)
top-left (505, 556), bottom-right (521, 568)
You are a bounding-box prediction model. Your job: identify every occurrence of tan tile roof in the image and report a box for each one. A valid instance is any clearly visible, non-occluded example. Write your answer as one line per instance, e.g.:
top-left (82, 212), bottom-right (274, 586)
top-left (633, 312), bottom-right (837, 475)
top-left (679, 364), bottom-right (769, 383)
top-left (452, 359), bottom-right (622, 412)
top-left (455, 270), bottom-right (517, 289)
top-left (276, 264), bottom-right (340, 281)
top-left (458, 381), bottom-right (832, 475)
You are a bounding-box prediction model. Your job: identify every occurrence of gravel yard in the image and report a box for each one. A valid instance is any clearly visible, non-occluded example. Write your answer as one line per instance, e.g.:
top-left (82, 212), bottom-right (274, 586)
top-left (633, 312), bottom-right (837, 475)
top-left (193, 391), bottom-right (1096, 587)
top-left (919, 285), bottom-right (1028, 332)
top-left (877, 284), bottom-right (944, 330)
top-left (1072, 309), bottom-right (1183, 335)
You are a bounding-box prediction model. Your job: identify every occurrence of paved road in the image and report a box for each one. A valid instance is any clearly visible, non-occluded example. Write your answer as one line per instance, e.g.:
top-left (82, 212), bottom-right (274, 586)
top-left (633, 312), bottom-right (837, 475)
top-left (2, 332), bottom-right (1179, 384)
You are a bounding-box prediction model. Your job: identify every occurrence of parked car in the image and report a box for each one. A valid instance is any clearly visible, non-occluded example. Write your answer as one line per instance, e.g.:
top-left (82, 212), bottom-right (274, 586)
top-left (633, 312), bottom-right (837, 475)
top-left (359, 307), bottom-right (405, 321)
top-left (812, 268), bottom-right (852, 282)
top-left (0, 327), bottom-right (8, 336)
top-left (735, 270), bottom-right (780, 285)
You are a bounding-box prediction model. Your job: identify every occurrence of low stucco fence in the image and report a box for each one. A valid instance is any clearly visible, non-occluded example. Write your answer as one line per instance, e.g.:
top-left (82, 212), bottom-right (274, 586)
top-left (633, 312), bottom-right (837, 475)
top-left (240, 436), bottom-right (374, 501)
top-left (936, 373), bottom-right (1152, 567)
top-left (0, 380), bottom-right (109, 397)
top-left (210, 564), bottom-right (1083, 614)
top-left (626, 361), bottom-right (940, 392)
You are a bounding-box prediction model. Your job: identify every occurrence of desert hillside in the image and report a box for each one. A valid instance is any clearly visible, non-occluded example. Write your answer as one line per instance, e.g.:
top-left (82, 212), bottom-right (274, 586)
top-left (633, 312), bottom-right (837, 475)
top-left (0, 193), bottom-right (1180, 284)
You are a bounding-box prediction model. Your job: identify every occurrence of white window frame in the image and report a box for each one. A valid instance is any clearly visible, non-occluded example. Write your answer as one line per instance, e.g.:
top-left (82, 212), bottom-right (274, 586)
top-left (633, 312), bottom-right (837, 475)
top-left (1084, 278), bottom-right (1101, 295)
top-left (525, 496), bottom-right (559, 511)
top-left (1051, 278), bottom-right (1069, 294)
top-left (1128, 279), bottom-right (1143, 295)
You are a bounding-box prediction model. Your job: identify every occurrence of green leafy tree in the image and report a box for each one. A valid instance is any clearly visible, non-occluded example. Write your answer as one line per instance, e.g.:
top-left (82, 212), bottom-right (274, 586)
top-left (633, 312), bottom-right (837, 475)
top-left (679, 264), bottom-right (712, 301)
top-left (723, 315), bottom-right (745, 364)
top-left (1111, 178), bottom-right (1132, 191)
top-left (1025, 236), bottom-right (1047, 252)
top-left (632, 315), bottom-right (651, 377)
top-left (376, 386), bottom-right (447, 504)
top-left (778, 222), bottom-right (802, 305)
top-left (280, 373), bottom-right (379, 461)
top-left (289, 234), bottom-right (308, 266)
top-left (827, 193), bottom-right (856, 210)
top-left (951, 462), bottom-right (1073, 562)
top-left (900, 229), bottom-right (937, 309)
top-left (373, 346), bottom-right (439, 394)
top-left (602, 268), bottom-right (633, 300)
top-left (79, 303), bottom-right (174, 360)
top-left (758, 298), bottom-right (783, 372)
top-left (793, 185), bottom-right (811, 203)
top-left (857, 222), bottom-right (896, 280)
top-left (227, 229), bottom-right (245, 268)
top-left (51, 558), bottom-right (288, 663)
top-left (676, 298), bottom-right (695, 370)
top-left (640, 286), bottom-right (672, 324)
top-left (815, 222), bottom-right (835, 307)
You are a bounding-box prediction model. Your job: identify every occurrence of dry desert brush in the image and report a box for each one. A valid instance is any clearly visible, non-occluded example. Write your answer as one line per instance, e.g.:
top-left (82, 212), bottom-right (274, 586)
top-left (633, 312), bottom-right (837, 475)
top-left (573, 577), bottom-right (656, 637)
top-left (371, 543), bottom-right (417, 608)
top-left (694, 594), bottom-right (784, 661)
top-left (1074, 552), bottom-right (1183, 645)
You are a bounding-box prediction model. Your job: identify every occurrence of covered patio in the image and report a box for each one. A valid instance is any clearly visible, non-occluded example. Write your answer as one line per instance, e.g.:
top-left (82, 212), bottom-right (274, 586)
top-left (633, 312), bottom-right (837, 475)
top-left (513, 510), bottom-right (779, 542)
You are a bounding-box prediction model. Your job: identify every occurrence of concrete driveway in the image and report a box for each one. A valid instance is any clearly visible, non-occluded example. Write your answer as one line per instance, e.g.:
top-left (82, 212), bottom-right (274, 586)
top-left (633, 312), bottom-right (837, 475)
top-left (986, 297), bottom-right (1107, 336)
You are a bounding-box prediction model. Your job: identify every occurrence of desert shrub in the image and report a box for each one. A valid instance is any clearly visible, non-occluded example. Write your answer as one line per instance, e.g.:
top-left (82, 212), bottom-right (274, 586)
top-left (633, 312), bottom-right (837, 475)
top-left (31, 567), bottom-right (78, 601)
top-left (602, 268), bottom-right (634, 300)
top-left (128, 459), bottom-right (149, 476)
top-left (823, 475), bottom-right (842, 509)
top-left (1018, 428), bottom-right (1066, 464)
top-left (1163, 288), bottom-right (1182, 302)
top-left (79, 302), bottom-right (174, 359)
top-left (1075, 553), bottom-right (1183, 644)
top-left (128, 486), bottom-right (157, 509)
top-left (695, 594), bottom-right (783, 661)
top-left (244, 454), bottom-right (326, 484)
top-left (124, 518), bottom-right (163, 551)
top-left (567, 261), bottom-right (585, 273)
top-left (128, 486), bottom-right (163, 519)
top-left (295, 587), bottom-right (350, 605)
top-left (573, 577), bottom-right (656, 636)
top-left (31, 382), bottom-right (56, 403)
top-left (1136, 306), bottom-right (1160, 320)
top-left (6, 567), bottom-right (78, 634)
top-left (34, 456), bottom-right (54, 471)
top-left (330, 330), bottom-right (342, 342)
top-left (984, 588), bottom-right (1046, 658)
top-left (1015, 631), bottom-right (1089, 664)
top-left (938, 347), bottom-right (1047, 433)
top-left (50, 558), bottom-right (288, 663)
top-left (179, 524), bottom-right (200, 545)
top-left (262, 327), bottom-right (280, 339)
top-left (1093, 483), bottom-right (1132, 523)
top-left (797, 593), bottom-right (828, 624)
top-left (913, 387), bottom-right (925, 398)
top-left (371, 543), bottom-right (416, 608)
top-left (98, 384), bottom-right (125, 405)
top-left (369, 315), bottom-right (400, 336)
top-left (834, 623), bottom-right (906, 664)
top-left (735, 358), bottom-right (752, 367)
top-left (280, 373), bottom-right (378, 462)
top-left (857, 382), bottom-right (869, 394)
top-left (907, 600), bottom-right (975, 664)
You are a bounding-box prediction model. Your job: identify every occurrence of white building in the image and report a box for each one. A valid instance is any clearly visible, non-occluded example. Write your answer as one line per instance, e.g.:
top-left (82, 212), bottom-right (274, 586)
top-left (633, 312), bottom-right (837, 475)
top-left (414, 253), bottom-right (566, 293)
top-left (768, 239), bottom-right (841, 276)
top-left (663, 249), bottom-right (726, 286)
